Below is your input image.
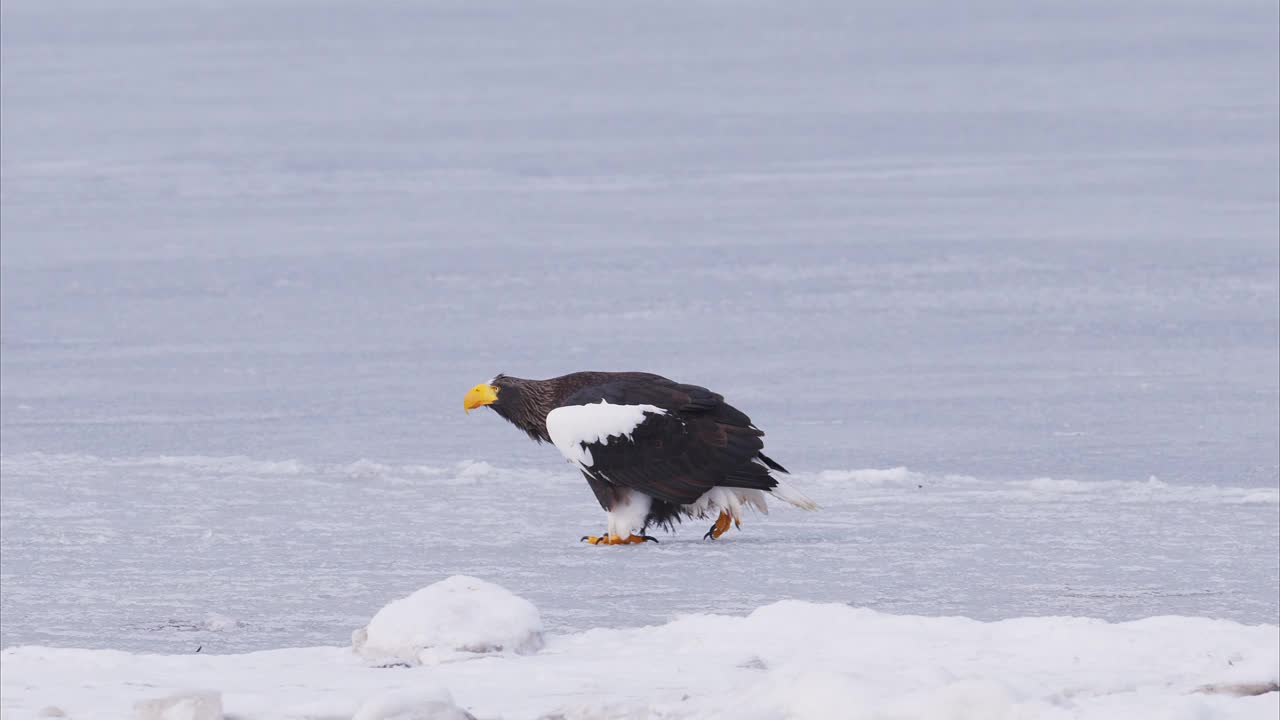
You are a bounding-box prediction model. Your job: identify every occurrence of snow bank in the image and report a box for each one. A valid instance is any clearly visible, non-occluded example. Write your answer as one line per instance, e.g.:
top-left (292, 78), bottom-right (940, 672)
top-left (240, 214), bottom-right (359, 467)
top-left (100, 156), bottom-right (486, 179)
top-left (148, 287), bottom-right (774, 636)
top-left (352, 576), bottom-right (544, 665)
top-left (806, 465), bottom-right (1280, 505)
top-left (132, 690), bottom-right (222, 720)
top-left (814, 466), bottom-right (930, 485)
top-left (2, 588), bottom-right (1276, 720)
top-left (352, 686), bottom-right (474, 720)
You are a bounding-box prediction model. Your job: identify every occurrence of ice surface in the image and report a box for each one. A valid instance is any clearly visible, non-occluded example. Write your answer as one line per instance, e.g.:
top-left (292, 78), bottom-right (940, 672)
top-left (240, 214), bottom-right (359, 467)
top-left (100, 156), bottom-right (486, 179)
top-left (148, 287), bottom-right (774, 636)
top-left (354, 575), bottom-right (543, 665)
top-left (2, 593), bottom-right (1277, 719)
top-left (1, 0), bottom-right (1277, 676)
top-left (3, 0), bottom-right (1276, 479)
top-left (0, 452), bottom-right (1275, 655)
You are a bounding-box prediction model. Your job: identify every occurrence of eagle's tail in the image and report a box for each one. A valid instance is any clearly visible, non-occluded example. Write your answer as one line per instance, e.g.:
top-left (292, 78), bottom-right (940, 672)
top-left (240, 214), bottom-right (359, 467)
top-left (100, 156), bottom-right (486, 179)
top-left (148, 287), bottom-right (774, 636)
top-left (768, 478), bottom-right (818, 510)
top-left (756, 451), bottom-right (789, 474)
top-left (750, 451), bottom-right (815, 509)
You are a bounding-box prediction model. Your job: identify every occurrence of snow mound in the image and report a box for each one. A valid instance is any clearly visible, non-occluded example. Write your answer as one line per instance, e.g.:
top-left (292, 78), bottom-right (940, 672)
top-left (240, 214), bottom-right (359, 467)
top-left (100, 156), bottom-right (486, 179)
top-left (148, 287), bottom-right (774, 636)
top-left (353, 686), bottom-right (475, 720)
top-left (132, 690), bottom-right (222, 720)
top-left (200, 613), bottom-right (242, 632)
top-left (352, 575), bottom-right (543, 665)
top-left (814, 466), bottom-right (926, 485)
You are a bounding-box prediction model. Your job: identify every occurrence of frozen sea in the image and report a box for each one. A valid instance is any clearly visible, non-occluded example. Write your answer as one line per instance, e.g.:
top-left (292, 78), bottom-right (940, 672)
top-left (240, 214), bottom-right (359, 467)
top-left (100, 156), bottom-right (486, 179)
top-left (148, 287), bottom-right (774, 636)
top-left (2, 0), bottom-right (1278, 662)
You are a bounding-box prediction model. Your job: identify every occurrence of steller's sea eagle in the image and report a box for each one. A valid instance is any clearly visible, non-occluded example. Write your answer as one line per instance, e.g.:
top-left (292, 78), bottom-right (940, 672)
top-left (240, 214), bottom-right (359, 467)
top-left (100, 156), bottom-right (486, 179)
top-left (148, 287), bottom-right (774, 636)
top-left (463, 371), bottom-right (816, 545)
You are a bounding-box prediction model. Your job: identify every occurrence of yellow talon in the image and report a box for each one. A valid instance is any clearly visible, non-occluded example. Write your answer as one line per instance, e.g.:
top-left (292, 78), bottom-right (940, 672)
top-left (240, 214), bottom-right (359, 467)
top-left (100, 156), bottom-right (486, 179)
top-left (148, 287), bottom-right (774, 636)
top-left (705, 511), bottom-right (735, 540)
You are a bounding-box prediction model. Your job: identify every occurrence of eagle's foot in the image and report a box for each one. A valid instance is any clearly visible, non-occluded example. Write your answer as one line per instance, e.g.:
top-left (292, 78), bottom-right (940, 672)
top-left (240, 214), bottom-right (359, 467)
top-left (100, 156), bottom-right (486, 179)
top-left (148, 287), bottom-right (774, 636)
top-left (703, 511), bottom-right (740, 540)
top-left (580, 533), bottom-right (658, 545)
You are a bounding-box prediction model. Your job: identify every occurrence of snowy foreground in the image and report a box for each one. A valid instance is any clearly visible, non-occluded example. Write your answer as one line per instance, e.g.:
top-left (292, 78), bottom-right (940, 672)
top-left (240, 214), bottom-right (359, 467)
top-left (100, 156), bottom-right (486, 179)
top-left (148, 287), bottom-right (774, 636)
top-left (2, 576), bottom-right (1277, 720)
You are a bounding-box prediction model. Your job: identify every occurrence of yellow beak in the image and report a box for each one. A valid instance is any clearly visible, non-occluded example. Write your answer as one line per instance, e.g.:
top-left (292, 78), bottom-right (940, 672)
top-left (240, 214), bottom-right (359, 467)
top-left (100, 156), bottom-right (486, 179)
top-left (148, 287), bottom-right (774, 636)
top-left (463, 383), bottom-right (499, 412)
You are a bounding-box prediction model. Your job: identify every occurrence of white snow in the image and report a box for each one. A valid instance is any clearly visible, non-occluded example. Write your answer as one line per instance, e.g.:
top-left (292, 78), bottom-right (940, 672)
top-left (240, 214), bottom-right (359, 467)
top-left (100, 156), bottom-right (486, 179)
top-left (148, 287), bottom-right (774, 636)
top-left (353, 576), bottom-right (543, 666)
top-left (200, 614), bottom-right (242, 633)
top-left (352, 686), bottom-right (473, 720)
top-left (2, 589), bottom-right (1276, 719)
top-left (546, 400), bottom-right (667, 468)
top-left (132, 691), bottom-right (222, 720)
top-left (816, 467), bottom-right (930, 486)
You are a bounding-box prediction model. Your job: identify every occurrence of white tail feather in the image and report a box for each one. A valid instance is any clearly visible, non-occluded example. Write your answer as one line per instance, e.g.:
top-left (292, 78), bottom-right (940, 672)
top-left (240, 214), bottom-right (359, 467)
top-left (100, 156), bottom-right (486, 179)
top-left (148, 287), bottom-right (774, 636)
top-left (769, 480), bottom-right (818, 510)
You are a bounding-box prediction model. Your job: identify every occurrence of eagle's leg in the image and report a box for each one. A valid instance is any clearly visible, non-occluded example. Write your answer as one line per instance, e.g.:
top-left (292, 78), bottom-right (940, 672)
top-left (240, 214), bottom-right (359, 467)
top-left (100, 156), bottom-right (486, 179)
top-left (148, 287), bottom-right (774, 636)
top-left (580, 488), bottom-right (658, 545)
top-left (703, 511), bottom-right (739, 540)
top-left (580, 533), bottom-right (658, 545)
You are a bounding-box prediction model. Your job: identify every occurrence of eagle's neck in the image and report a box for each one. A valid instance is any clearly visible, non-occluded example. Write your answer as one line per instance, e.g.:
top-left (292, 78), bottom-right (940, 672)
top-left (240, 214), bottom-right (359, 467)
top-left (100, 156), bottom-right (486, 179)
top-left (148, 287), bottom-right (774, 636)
top-left (493, 376), bottom-right (559, 443)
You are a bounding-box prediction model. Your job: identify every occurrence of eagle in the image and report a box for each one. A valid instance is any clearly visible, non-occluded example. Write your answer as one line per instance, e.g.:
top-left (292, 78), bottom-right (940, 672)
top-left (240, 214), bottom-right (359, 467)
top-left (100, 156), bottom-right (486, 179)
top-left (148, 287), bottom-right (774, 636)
top-left (463, 371), bottom-right (815, 545)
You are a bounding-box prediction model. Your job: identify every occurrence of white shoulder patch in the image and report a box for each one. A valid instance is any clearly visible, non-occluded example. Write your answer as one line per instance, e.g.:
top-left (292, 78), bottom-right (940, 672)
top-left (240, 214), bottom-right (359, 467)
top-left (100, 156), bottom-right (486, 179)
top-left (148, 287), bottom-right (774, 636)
top-left (546, 400), bottom-right (666, 468)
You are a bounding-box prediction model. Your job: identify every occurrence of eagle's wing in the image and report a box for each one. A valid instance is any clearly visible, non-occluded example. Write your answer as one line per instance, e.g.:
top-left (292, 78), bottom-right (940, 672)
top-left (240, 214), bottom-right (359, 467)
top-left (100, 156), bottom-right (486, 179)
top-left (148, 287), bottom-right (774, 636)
top-left (546, 377), bottom-right (782, 506)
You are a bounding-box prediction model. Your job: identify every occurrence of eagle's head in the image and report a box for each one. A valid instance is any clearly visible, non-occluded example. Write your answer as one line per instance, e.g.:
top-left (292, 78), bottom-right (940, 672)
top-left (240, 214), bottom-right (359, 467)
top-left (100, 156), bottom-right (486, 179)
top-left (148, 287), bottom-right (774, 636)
top-left (463, 374), bottom-right (551, 442)
top-left (463, 374), bottom-right (508, 413)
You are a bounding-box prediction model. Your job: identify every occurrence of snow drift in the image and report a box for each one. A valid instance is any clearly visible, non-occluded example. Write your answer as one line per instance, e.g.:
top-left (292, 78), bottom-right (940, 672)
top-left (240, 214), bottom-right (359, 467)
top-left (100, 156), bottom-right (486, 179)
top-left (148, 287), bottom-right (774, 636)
top-left (352, 575), bottom-right (544, 665)
top-left (2, 576), bottom-right (1277, 720)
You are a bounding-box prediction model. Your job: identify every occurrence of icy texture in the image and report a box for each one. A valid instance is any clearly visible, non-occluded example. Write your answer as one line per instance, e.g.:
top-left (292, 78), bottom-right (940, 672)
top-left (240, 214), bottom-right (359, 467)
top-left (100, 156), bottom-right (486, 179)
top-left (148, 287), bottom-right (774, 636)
top-left (0, 453), bottom-right (1275, 654)
top-left (353, 575), bottom-right (543, 665)
top-left (2, 599), bottom-right (1277, 719)
top-left (2, 0), bottom-right (1276, 482)
top-left (1, 0), bottom-right (1277, 660)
